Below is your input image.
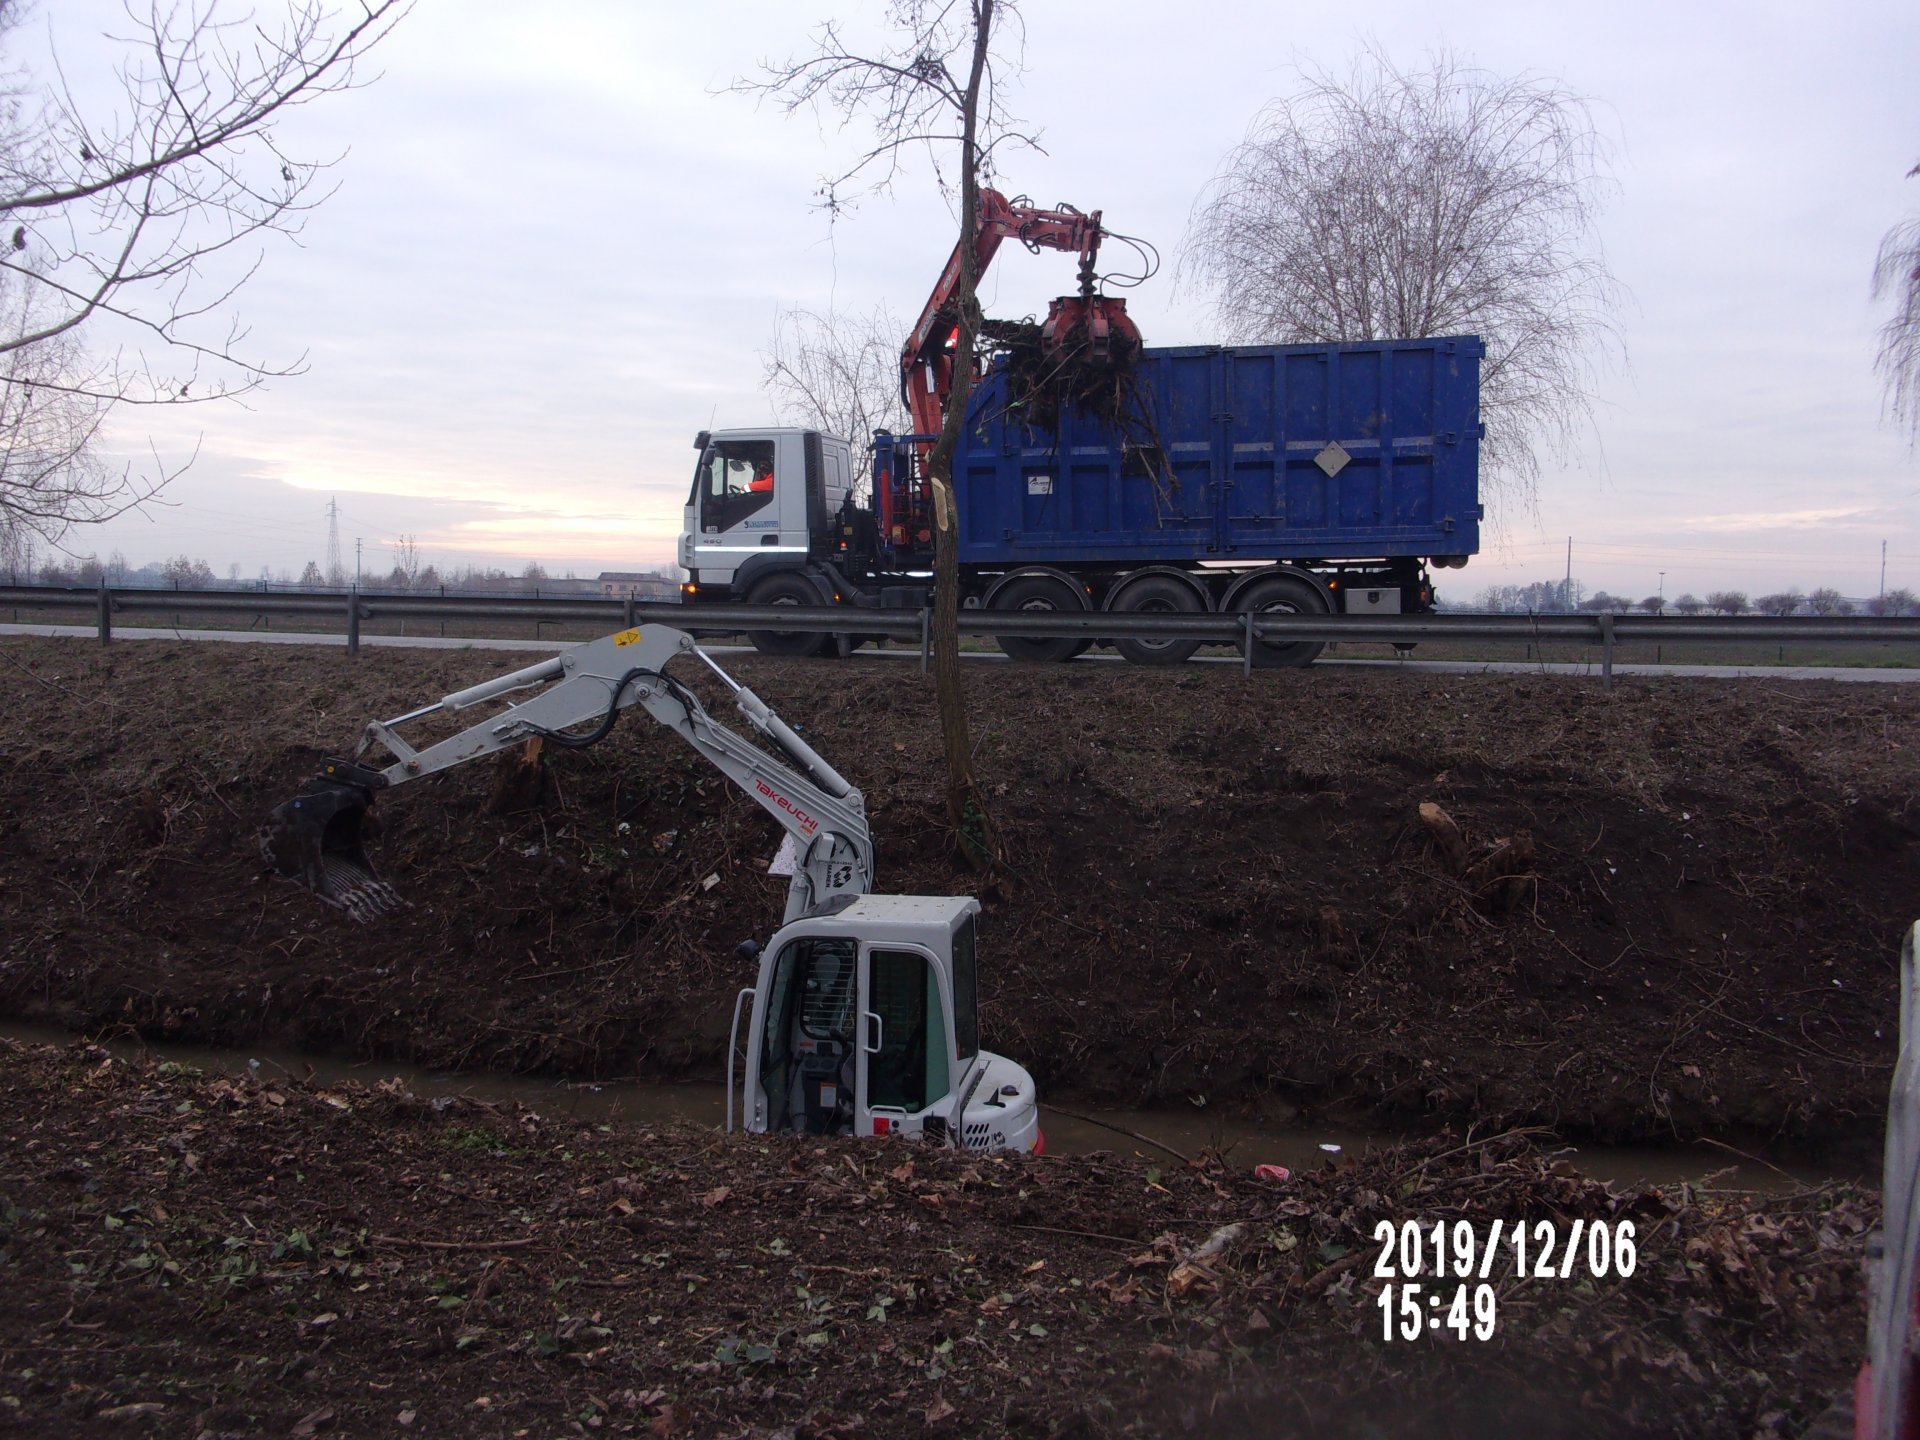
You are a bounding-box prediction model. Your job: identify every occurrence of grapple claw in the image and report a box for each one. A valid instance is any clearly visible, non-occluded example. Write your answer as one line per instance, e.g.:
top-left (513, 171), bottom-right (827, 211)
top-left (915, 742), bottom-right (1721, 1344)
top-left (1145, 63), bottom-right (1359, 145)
top-left (260, 759), bottom-right (406, 922)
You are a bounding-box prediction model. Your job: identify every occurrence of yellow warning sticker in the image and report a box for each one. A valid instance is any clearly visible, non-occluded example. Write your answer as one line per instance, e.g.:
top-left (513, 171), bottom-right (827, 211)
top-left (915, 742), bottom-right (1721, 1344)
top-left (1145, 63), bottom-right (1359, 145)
top-left (613, 628), bottom-right (643, 647)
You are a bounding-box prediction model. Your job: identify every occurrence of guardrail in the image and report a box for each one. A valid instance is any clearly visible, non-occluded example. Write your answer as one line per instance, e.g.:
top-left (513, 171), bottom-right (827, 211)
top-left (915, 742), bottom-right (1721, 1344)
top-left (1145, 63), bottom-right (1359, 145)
top-left (3, 583), bottom-right (1918, 685)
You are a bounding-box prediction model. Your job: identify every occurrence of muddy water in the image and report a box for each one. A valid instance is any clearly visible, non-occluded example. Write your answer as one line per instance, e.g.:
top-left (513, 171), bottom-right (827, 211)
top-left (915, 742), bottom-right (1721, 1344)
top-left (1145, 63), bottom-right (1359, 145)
top-left (0, 1021), bottom-right (1848, 1192)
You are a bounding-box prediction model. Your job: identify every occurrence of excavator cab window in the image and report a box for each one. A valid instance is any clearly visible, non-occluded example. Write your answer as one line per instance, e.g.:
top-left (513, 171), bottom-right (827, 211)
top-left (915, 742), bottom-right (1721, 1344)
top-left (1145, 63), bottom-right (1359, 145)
top-left (951, 916), bottom-right (979, 1068)
top-left (695, 438), bottom-right (777, 534)
top-left (759, 937), bottom-right (858, 1135)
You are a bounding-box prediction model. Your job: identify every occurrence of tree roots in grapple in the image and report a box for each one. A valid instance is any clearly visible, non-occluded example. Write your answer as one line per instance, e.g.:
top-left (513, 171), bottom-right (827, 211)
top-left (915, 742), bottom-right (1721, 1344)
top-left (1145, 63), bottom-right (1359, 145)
top-left (980, 319), bottom-right (1145, 436)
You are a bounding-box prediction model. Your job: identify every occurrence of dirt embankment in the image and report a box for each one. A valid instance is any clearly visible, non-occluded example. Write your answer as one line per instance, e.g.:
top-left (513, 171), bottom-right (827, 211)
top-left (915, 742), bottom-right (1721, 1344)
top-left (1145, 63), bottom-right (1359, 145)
top-left (0, 1039), bottom-right (1874, 1438)
top-left (0, 638), bottom-right (1915, 1154)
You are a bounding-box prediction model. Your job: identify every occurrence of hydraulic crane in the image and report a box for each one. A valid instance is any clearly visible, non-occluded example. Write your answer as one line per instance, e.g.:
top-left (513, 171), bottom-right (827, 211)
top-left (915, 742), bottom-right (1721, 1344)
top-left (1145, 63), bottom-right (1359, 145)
top-left (898, 187), bottom-right (1143, 440)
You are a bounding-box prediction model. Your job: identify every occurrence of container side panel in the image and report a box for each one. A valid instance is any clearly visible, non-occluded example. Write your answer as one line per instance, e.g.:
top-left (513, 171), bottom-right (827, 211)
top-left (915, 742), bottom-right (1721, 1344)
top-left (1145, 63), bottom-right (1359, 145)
top-left (1224, 351), bottom-right (1281, 534)
top-left (952, 337), bottom-right (1482, 567)
top-left (1389, 347), bottom-right (1438, 530)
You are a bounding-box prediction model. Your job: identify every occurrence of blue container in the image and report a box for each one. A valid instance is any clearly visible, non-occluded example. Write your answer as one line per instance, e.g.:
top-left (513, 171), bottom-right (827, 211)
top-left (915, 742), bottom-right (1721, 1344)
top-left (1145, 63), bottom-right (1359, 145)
top-left (950, 336), bottom-right (1484, 566)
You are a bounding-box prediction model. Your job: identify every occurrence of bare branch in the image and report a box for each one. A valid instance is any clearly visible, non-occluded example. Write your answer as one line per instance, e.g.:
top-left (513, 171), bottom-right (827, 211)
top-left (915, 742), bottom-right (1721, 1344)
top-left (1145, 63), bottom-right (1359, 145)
top-left (733, 1), bottom-right (1034, 214)
top-left (0, 0), bottom-right (409, 548)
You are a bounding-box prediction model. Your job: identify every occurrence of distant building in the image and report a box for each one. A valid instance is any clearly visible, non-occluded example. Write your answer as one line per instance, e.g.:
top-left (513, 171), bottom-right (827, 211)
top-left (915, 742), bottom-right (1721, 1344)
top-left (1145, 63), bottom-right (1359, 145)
top-left (597, 571), bottom-right (677, 600)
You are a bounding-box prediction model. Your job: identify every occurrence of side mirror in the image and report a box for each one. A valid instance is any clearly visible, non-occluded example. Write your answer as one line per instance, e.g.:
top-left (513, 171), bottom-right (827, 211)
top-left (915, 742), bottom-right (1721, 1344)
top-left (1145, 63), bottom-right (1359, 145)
top-left (694, 430), bottom-right (711, 451)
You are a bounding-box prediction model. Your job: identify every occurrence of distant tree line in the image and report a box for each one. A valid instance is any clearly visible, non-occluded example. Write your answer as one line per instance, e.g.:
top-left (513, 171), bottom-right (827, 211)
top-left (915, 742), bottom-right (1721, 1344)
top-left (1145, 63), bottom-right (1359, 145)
top-left (6, 547), bottom-right (668, 595)
top-left (1468, 580), bottom-right (1918, 617)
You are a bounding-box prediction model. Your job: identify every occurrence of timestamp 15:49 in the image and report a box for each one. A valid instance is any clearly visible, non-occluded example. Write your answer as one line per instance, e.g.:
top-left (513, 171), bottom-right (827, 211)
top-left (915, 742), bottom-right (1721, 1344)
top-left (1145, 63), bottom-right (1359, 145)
top-left (1377, 1282), bottom-right (1497, 1342)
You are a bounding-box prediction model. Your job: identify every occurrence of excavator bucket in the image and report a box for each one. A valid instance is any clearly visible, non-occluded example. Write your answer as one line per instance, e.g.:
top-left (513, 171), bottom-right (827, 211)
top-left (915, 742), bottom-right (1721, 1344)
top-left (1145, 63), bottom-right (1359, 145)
top-left (259, 759), bottom-right (406, 922)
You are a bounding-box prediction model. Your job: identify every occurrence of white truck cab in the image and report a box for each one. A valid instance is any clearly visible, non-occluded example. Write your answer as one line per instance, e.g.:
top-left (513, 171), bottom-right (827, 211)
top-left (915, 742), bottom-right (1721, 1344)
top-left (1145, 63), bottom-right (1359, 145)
top-left (731, 893), bottom-right (1041, 1154)
top-left (680, 427), bottom-right (855, 597)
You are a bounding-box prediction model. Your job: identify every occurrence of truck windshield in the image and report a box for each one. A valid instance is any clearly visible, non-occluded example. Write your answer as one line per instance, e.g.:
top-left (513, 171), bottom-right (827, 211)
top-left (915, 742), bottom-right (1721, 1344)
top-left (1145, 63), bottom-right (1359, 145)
top-left (692, 439), bottom-right (777, 533)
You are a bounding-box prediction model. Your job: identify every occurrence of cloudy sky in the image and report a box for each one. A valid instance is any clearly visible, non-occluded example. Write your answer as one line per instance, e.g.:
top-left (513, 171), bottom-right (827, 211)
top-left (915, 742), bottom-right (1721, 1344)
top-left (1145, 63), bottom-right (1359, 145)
top-left (24, 0), bottom-right (1920, 603)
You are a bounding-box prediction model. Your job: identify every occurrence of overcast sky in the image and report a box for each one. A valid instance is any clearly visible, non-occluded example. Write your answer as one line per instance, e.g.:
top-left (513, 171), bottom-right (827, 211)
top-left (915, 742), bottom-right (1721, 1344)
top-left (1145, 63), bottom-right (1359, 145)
top-left (25, 0), bottom-right (1920, 603)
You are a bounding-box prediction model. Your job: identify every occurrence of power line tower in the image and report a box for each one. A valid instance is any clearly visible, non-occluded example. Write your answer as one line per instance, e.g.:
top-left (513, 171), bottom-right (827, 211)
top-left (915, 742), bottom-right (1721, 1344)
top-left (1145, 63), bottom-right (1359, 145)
top-left (326, 498), bottom-right (343, 583)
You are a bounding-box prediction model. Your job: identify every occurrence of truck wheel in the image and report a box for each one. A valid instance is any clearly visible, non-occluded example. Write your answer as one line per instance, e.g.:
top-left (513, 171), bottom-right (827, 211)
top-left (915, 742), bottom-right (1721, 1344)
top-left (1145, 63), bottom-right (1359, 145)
top-left (1233, 573), bottom-right (1328, 668)
top-left (746, 574), bottom-right (826, 657)
top-left (1108, 574), bottom-right (1204, 666)
top-left (990, 573), bottom-right (1086, 664)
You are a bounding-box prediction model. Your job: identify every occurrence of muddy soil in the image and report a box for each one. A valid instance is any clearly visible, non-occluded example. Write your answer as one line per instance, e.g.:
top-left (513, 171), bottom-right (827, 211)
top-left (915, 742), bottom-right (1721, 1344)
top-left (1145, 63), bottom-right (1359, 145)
top-left (0, 638), bottom-right (1915, 1156)
top-left (0, 1039), bottom-right (1874, 1438)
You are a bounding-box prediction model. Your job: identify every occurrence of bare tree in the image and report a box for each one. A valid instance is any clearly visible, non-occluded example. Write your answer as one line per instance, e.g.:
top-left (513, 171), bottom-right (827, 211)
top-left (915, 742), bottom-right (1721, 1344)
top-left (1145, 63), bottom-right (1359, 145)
top-left (1754, 589), bottom-right (1805, 617)
top-left (1870, 587), bottom-right (1918, 618)
top-left (0, 0), bottom-right (409, 549)
top-left (1671, 593), bottom-right (1702, 616)
top-left (1874, 161), bottom-right (1920, 447)
top-left (762, 303), bottom-right (905, 494)
top-left (1704, 590), bottom-right (1748, 615)
top-left (742, 0), bottom-right (1032, 867)
top-left (1805, 586), bottom-right (1847, 616)
top-left (390, 533), bottom-right (421, 589)
top-left (1638, 595), bottom-right (1664, 615)
top-left (1181, 47), bottom-right (1622, 512)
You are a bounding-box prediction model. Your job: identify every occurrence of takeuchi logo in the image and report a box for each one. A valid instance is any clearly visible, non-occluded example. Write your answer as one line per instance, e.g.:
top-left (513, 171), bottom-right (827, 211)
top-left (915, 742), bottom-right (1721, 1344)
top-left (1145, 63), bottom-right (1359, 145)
top-left (754, 778), bottom-right (818, 834)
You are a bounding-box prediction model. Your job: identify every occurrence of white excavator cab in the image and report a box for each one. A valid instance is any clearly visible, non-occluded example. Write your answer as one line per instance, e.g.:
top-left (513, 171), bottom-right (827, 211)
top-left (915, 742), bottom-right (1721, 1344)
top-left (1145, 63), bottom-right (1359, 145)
top-left (730, 895), bottom-right (1040, 1154)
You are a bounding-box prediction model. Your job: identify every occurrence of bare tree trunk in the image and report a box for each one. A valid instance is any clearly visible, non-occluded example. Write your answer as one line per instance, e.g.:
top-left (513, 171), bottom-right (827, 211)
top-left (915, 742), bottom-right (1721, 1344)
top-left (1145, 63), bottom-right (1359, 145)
top-left (924, 0), bottom-right (998, 869)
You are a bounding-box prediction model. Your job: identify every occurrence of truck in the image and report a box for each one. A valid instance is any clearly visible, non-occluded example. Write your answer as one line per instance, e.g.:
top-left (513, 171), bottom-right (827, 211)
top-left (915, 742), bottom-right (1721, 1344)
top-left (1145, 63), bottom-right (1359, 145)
top-left (259, 623), bottom-right (1042, 1154)
top-left (677, 187), bottom-right (1485, 667)
top-left (682, 336), bottom-right (1485, 667)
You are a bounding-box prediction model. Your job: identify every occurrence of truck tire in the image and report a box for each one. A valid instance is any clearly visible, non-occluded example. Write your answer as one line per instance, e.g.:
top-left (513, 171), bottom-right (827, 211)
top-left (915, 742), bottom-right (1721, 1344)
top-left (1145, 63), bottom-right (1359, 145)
top-left (989, 572), bottom-right (1087, 664)
top-left (1232, 572), bottom-right (1328, 668)
top-left (1108, 573), bottom-right (1204, 666)
top-left (746, 573), bottom-right (827, 657)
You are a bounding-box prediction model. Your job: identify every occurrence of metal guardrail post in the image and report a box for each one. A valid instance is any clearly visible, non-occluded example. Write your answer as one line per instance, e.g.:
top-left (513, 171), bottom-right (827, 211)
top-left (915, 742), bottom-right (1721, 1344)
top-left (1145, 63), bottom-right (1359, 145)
top-left (346, 588), bottom-right (361, 657)
top-left (919, 608), bottom-right (931, 675)
top-left (1599, 613), bottom-right (1615, 690)
top-left (1242, 611), bottom-right (1254, 677)
top-left (97, 581), bottom-right (111, 645)
top-left (623, 592), bottom-right (636, 628)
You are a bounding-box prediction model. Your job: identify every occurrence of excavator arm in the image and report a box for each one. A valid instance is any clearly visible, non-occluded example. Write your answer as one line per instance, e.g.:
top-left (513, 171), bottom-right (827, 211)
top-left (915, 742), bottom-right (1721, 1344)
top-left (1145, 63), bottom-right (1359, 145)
top-left (260, 626), bottom-right (874, 924)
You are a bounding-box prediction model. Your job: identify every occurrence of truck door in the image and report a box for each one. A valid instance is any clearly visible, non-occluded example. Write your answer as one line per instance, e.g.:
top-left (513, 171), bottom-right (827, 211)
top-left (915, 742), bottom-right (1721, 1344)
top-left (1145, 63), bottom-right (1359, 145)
top-left (855, 944), bottom-right (954, 1139)
top-left (689, 436), bottom-right (786, 586)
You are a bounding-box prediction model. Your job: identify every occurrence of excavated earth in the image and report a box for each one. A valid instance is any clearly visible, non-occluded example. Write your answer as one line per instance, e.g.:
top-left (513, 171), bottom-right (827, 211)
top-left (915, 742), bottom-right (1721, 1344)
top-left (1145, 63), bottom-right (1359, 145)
top-left (0, 638), bottom-right (1914, 1154)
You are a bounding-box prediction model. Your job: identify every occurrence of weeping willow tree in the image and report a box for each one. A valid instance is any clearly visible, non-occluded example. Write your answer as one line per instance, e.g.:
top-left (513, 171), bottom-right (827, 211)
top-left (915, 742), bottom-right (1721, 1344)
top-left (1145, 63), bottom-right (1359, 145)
top-left (1874, 161), bottom-right (1920, 448)
top-left (1181, 47), bottom-right (1623, 516)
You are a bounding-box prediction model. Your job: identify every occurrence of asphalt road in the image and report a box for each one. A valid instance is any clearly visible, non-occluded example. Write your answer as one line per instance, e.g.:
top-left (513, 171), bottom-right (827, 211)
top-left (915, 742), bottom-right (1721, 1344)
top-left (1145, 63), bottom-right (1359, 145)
top-left (4, 621), bottom-right (1915, 682)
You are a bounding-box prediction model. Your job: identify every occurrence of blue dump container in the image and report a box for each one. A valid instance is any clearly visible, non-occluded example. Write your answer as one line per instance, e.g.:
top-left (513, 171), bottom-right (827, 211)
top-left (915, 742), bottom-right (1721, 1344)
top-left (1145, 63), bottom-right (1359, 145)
top-left (953, 336), bottom-right (1484, 567)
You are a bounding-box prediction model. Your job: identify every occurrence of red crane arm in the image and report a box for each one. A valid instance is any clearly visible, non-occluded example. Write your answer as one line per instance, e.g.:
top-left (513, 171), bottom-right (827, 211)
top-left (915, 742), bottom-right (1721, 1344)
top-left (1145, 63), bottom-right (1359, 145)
top-left (900, 189), bottom-right (1108, 438)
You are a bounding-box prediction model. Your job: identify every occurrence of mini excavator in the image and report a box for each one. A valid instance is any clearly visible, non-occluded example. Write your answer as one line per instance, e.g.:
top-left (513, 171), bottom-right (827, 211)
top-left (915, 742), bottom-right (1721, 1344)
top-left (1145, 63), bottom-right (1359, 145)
top-left (259, 624), bottom-right (1041, 1154)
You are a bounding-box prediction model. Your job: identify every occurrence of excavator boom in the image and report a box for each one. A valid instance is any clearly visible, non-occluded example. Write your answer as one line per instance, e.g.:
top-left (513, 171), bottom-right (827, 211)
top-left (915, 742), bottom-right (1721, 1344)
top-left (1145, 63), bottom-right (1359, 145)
top-left (261, 626), bottom-right (874, 923)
